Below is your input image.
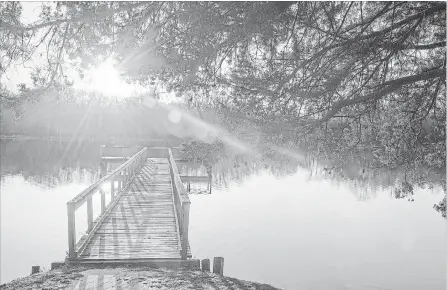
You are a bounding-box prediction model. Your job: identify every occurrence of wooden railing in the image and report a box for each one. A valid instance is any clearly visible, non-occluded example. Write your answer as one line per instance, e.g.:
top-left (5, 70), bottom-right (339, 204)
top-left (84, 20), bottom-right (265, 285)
top-left (66, 147), bottom-right (148, 259)
top-left (100, 145), bottom-right (143, 159)
top-left (167, 148), bottom-right (191, 259)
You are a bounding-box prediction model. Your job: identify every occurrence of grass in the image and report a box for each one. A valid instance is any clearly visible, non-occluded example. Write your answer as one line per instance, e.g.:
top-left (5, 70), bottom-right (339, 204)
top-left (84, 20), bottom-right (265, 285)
top-left (0, 264), bottom-right (282, 290)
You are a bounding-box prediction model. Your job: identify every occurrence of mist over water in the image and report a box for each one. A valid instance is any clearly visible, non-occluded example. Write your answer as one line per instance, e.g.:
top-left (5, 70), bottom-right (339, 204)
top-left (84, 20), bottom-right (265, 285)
top-left (188, 169), bottom-right (446, 290)
top-left (1, 141), bottom-right (445, 289)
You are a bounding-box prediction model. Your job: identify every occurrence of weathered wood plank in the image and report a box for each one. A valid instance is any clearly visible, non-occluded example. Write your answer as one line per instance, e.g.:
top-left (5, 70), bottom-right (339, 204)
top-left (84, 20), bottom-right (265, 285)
top-left (77, 156), bottom-right (185, 261)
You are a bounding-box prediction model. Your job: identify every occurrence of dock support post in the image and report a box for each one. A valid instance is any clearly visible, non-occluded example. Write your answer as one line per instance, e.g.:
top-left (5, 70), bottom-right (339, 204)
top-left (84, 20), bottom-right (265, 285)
top-left (67, 203), bottom-right (76, 259)
top-left (31, 266), bottom-right (40, 275)
top-left (213, 257), bottom-right (224, 275)
top-left (201, 259), bottom-right (210, 272)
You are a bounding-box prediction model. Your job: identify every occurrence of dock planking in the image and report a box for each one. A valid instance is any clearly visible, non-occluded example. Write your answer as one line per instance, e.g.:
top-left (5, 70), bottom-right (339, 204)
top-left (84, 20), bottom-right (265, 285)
top-left (78, 158), bottom-right (182, 260)
top-left (67, 148), bottom-right (194, 267)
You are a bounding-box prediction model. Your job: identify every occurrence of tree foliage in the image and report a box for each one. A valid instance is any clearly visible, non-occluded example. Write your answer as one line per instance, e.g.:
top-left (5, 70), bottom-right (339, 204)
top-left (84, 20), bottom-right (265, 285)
top-left (180, 139), bottom-right (226, 171)
top-left (1, 2), bottom-right (445, 189)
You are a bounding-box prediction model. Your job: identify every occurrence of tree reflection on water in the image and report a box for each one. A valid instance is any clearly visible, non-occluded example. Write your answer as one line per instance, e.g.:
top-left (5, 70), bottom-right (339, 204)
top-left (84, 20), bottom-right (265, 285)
top-left (0, 140), bottom-right (101, 187)
top-left (1, 140), bottom-right (444, 217)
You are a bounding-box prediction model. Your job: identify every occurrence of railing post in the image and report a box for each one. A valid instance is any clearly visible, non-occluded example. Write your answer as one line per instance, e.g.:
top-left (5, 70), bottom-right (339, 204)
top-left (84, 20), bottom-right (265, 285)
top-left (100, 188), bottom-right (106, 214)
top-left (65, 147), bottom-right (147, 260)
top-left (67, 203), bottom-right (76, 259)
top-left (181, 201), bottom-right (190, 259)
top-left (87, 195), bottom-right (93, 231)
top-left (111, 180), bottom-right (115, 201)
top-left (122, 171), bottom-right (125, 189)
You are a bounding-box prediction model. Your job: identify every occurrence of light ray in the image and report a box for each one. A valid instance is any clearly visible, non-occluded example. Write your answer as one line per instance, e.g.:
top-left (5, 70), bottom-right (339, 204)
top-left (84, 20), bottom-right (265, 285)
top-left (141, 96), bottom-right (255, 154)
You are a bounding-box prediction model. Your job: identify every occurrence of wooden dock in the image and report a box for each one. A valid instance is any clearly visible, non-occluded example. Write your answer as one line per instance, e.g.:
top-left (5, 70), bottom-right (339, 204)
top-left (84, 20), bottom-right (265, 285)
top-left (66, 147), bottom-right (195, 266)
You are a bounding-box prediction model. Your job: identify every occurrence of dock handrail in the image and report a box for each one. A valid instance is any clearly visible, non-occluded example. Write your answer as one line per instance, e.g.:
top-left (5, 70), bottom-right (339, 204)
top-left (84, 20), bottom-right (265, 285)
top-left (66, 147), bottom-right (147, 259)
top-left (167, 148), bottom-right (191, 259)
top-left (100, 145), bottom-right (143, 159)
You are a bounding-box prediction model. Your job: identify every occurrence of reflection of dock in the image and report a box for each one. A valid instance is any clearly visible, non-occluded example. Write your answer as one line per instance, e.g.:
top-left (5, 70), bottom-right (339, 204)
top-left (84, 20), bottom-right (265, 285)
top-left (175, 158), bottom-right (212, 193)
top-left (66, 147), bottom-right (197, 267)
top-left (181, 175), bottom-right (212, 194)
top-left (180, 175), bottom-right (210, 182)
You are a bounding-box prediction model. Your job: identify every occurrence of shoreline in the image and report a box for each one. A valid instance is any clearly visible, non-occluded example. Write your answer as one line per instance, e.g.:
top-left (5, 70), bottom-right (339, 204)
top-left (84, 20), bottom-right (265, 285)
top-left (0, 265), bottom-right (282, 290)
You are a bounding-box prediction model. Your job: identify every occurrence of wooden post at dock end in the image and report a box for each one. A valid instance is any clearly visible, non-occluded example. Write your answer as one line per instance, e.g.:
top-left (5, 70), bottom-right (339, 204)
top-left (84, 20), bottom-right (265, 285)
top-left (67, 203), bottom-right (77, 259)
top-left (213, 257), bottom-right (224, 275)
top-left (181, 202), bottom-right (190, 259)
top-left (31, 266), bottom-right (40, 275)
top-left (201, 259), bottom-right (210, 272)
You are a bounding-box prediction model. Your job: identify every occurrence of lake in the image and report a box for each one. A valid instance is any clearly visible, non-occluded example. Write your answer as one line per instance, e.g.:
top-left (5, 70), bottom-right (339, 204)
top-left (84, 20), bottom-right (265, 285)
top-left (1, 140), bottom-right (446, 289)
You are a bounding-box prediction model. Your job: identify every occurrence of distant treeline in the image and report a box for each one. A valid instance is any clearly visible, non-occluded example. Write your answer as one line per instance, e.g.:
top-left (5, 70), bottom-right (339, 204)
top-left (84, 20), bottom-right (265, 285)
top-left (0, 95), bottom-right (203, 144)
top-left (0, 133), bottom-right (180, 147)
top-left (0, 139), bottom-right (102, 188)
top-left (0, 140), bottom-right (101, 175)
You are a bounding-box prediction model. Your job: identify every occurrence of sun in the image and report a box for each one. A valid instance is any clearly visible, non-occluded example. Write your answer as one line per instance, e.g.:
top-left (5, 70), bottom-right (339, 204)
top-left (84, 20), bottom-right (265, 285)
top-left (77, 59), bottom-right (135, 98)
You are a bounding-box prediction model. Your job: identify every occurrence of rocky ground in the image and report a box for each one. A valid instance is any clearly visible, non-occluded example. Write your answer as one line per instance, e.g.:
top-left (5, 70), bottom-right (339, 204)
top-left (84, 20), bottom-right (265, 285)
top-left (0, 265), bottom-right (281, 290)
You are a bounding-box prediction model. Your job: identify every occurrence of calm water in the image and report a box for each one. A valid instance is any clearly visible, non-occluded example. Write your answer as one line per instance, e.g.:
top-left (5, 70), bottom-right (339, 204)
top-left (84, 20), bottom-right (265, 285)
top-left (1, 141), bottom-right (446, 289)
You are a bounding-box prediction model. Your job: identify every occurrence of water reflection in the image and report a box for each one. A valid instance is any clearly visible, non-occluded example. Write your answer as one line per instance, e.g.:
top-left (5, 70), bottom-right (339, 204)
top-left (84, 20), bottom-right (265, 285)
top-left (1, 175), bottom-right (91, 284)
top-left (178, 156), bottom-right (445, 289)
top-left (1, 140), bottom-right (101, 187)
top-left (188, 169), bottom-right (446, 290)
top-left (180, 153), bottom-right (442, 206)
top-left (1, 140), bottom-right (101, 284)
top-left (178, 154), bottom-right (300, 195)
top-left (1, 141), bottom-right (445, 289)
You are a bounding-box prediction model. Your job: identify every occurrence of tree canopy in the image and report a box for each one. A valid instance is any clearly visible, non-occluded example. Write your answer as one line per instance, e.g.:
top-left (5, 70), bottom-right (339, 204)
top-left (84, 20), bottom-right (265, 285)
top-left (1, 1), bottom-right (446, 187)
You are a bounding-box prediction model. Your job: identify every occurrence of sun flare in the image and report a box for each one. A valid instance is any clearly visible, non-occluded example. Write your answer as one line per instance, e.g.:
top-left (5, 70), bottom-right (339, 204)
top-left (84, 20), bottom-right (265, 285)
top-left (78, 59), bottom-right (136, 98)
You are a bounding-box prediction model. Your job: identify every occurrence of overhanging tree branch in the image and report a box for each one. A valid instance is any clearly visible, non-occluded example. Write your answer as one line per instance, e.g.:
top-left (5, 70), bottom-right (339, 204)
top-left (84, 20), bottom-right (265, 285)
top-left (316, 67), bottom-right (446, 124)
top-left (403, 41), bottom-right (446, 50)
top-left (302, 3), bottom-right (445, 63)
top-left (47, 24), bottom-right (70, 88)
top-left (0, 2), bottom-right (148, 33)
